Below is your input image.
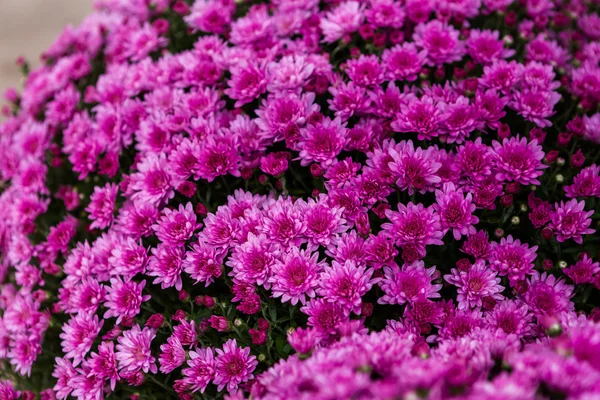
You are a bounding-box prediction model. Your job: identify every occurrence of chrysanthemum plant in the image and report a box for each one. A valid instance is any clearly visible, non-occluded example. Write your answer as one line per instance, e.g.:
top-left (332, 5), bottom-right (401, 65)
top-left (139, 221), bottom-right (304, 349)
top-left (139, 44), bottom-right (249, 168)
top-left (1, 0), bottom-right (600, 399)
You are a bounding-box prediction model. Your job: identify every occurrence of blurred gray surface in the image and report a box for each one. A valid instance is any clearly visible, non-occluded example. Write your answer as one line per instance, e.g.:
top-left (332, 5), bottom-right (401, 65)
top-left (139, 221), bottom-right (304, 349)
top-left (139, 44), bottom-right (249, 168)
top-left (0, 0), bottom-right (92, 107)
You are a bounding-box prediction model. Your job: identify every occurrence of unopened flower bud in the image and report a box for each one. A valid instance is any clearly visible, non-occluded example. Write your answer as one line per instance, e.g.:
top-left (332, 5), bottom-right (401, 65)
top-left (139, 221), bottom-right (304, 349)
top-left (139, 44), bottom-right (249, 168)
top-left (558, 260), bottom-right (568, 269)
top-left (258, 353), bottom-right (267, 362)
top-left (511, 216), bottom-right (520, 225)
top-left (555, 174), bottom-right (564, 183)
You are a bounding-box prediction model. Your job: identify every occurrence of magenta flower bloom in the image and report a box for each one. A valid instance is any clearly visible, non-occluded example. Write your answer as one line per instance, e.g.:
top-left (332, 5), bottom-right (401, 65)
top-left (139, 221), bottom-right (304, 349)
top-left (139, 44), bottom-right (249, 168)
top-left (564, 164), bottom-right (600, 198)
top-left (564, 255), bottom-right (600, 284)
top-left (152, 202), bottom-right (200, 247)
top-left (510, 89), bottom-right (561, 128)
top-left (479, 60), bottom-right (523, 93)
top-left (85, 183), bottom-right (118, 230)
top-left (379, 261), bottom-right (441, 305)
top-left (269, 247), bottom-right (325, 305)
top-left (317, 260), bottom-right (377, 313)
top-left (492, 136), bottom-right (546, 185)
top-left (433, 182), bottom-right (479, 240)
top-left (9, 334), bottom-right (42, 377)
top-left (225, 62), bottom-right (268, 108)
top-left (0, 380), bottom-right (19, 400)
top-left (382, 43), bottom-right (427, 82)
top-left (182, 347), bottom-right (216, 393)
top-left (173, 320), bottom-right (198, 347)
top-left (298, 117), bottom-right (347, 167)
top-left (549, 199), bottom-right (595, 244)
top-left (301, 298), bottom-right (350, 335)
top-left (148, 244), bottom-right (185, 290)
top-left (59, 314), bottom-right (103, 367)
top-left (299, 195), bottom-right (347, 246)
top-left (116, 325), bottom-right (157, 376)
top-left (85, 341), bottom-right (119, 391)
top-left (159, 336), bottom-right (186, 374)
top-left (104, 277), bottom-right (150, 324)
top-left (183, 239), bottom-right (223, 286)
top-left (486, 300), bottom-right (534, 338)
top-left (213, 339), bottom-right (258, 393)
top-left (413, 20), bottom-right (465, 66)
top-left (454, 138), bottom-right (493, 184)
top-left (287, 327), bottom-right (321, 354)
top-left (388, 140), bottom-right (442, 194)
top-left (382, 202), bottom-right (444, 255)
top-left (344, 55), bottom-right (384, 87)
top-left (130, 153), bottom-right (174, 207)
top-left (108, 237), bottom-right (148, 279)
top-left (523, 272), bottom-right (574, 317)
top-left (227, 233), bottom-right (276, 287)
top-left (467, 29), bottom-right (515, 65)
top-left (392, 96), bottom-right (445, 141)
top-left (267, 55), bottom-right (315, 94)
top-left (490, 235), bottom-right (538, 283)
top-left (445, 260), bottom-right (504, 310)
top-left (320, 1), bottom-right (365, 43)
top-left (52, 357), bottom-right (77, 399)
top-left (196, 133), bottom-right (241, 182)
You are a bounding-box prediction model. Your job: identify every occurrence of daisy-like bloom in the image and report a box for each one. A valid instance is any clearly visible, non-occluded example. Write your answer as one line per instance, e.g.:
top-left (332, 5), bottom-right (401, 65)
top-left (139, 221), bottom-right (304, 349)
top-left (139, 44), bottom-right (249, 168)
top-left (344, 55), bottom-right (384, 87)
top-left (116, 325), bottom-right (157, 376)
top-left (445, 260), bottom-right (504, 310)
top-left (104, 277), bottom-right (150, 324)
top-left (196, 133), bottom-right (241, 182)
top-left (148, 244), bottom-right (185, 290)
top-left (183, 239), bottom-right (224, 286)
top-left (317, 260), bottom-right (378, 314)
top-left (53, 357), bottom-right (77, 399)
top-left (181, 347), bottom-right (216, 393)
top-left (227, 233), bottom-right (276, 287)
top-left (413, 20), bottom-right (465, 66)
top-left (9, 334), bottom-right (42, 377)
top-left (366, 0), bottom-right (405, 28)
top-left (454, 138), bottom-right (493, 184)
top-left (267, 55), bottom-right (315, 94)
top-left (108, 237), bottom-right (148, 279)
top-left (479, 60), bottom-right (523, 94)
top-left (564, 164), bottom-right (600, 198)
top-left (224, 61), bottom-right (268, 108)
top-left (381, 202), bottom-right (444, 255)
top-left (461, 230), bottom-right (491, 260)
top-left (510, 89), bottom-right (561, 128)
top-left (173, 320), bottom-right (198, 347)
top-left (489, 235), bottom-right (538, 283)
top-left (213, 339), bottom-right (258, 393)
top-left (564, 255), bottom-right (600, 285)
top-left (549, 200), bottom-right (595, 244)
top-left (130, 153), bottom-right (174, 207)
top-left (492, 136), bottom-right (546, 185)
top-left (320, 1), bottom-right (365, 43)
top-left (440, 96), bottom-right (479, 144)
top-left (85, 183), bottom-right (118, 230)
top-left (287, 327), bottom-right (321, 354)
top-left (298, 117), bottom-right (347, 167)
top-left (388, 140), bottom-right (442, 194)
top-left (486, 300), bottom-right (535, 338)
top-left (392, 96), bottom-right (445, 141)
top-left (299, 194), bottom-right (347, 246)
top-left (466, 29), bottom-right (515, 65)
top-left (328, 81), bottom-right (371, 120)
top-left (381, 43), bottom-right (427, 82)
top-left (152, 202), bottom-right (201, 247)
top-left (85, 341), bottom-right (119, 391)
top-left (159, 336), bottom-right (186, 374)
top-left (59, 314), bottom-right (104, 367)
top-left (269, 247), bottom-right (325, 305)
top-left (379, 261), bottom-right (442, 305)
top-left (301, 298), bottom-right (350, 335)
top-left (433, 182), bottom-right (479, 240)
top-left (523, 272), bottom-right (574, 317)
top-left (115, 202), bottom-right (159, 240)
top-left (0, 380), bottom-right (19, 400)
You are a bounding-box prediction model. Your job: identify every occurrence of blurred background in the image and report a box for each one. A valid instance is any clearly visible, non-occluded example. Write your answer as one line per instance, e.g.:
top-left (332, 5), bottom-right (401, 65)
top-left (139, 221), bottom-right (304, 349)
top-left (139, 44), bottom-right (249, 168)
top-left (0, 0), bottom-right (92, 104)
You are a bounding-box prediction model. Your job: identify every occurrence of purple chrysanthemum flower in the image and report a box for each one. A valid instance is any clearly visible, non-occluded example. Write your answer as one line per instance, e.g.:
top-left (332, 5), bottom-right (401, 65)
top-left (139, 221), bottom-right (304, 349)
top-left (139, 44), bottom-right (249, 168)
top-left (225, 62), bottom-right (268, 108)
top-left (388, 140), bottom-right (442, 194)
top-left (467, 29), bottom-right (515, 65)
top-left (182, 347), bottom-right (216, 393)
top-left (130, 153), bottom-right (174, 207)
top-left (379, 261), bottom-right (441, 305)
top-left (159, 336), bottom-right (186, 374)
top-left (564, 255), bottom-right (600, 284)
top-left (213, 339), bottom-right (258, 393)
top-left (317, 260), bottom-right (378, 314)
top-left (269, 247), bottom-right (325, 305)
top-left (445, 260), bottom-right (504, 310)
top-left (392, 96), bottom-right (445, 141)
top-left (301, 298), bottom-right (350, 335)
top-left (564, 164), bottom-right (600, 198)
top-left (85, 183), bottom-right (118, 230)
top-left (320, 1), bottom-right (365, 43)
top-left (108, 237), bottom-right (148, 279)
top-left (298, 117), bottom-right (347, 167)
top-left (104, 277), bottom-right (150, 324)
top-left (490, 235), bottom-right (538, 283)
top-left (413, 20), bottom-right (465, 66)
top-left (59, 314), bottom-right (103, 367)
top-left (85, 341), bottom-right (119, 391)
top-left (152, 202), bottom-right (201, 247)
top-left (148, 244), bottom-right (185, 290)
top-left (523, 272), bottom-right (574, 317)
top-left (492, 136), bottom-right (546, 185)
top-left (510, 89), bottom-right (561, 128)
top-left (183, 239), bottom-right (224, 286)
top-left (227, 233), bottom-right (276, 287)
top-left (433, 182), bottom-right (479, 240)
top-left (486, 300), bottom-right (535, 338)
top-left (549, 199), bottom-right (595, 244)
top-left (115, 325), bottom-right (157, 376)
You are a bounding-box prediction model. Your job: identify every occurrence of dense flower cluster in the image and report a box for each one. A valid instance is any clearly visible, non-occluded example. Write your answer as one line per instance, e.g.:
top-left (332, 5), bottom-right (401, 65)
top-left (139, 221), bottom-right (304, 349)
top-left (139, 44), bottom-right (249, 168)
top-left (0, 0), bottom-right (599, 399)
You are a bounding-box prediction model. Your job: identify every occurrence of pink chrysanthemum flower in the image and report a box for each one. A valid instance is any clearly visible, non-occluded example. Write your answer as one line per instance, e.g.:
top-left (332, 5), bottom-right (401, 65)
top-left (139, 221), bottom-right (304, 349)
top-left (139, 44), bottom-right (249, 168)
top-left (196, 133), bottom-right (241, 182)
top-left (379, 261), bottom-right (442, 305)
top-left (413, 20), bottom-right (465, 66)
top-left (152, 202), bottom-right (201, 247)
top-left (9, 334), bottom-right (42, 377)
top-left (267, 55), bottom-right (315, 94)
top-left (298, 117), bottom-right (347, 167)
top-left (479, 60), bottom-right (523, 93)
top-left (269, 247), bottom-right (325, 305)
top-left (320, 1), bottom-right (365, 43)
top-left (299, 195), bottom-right (347, 246)
top-left (59, 314), bottom-right (104, 367)
top-left (148, 244), bottom-right (185, 290)
top-left (0, 380), bottom-right (19, 400)
top-left (108, 237), bottom-right (148, 279)
top-left (433, 182), bottom-right (479, 240)
top-left (104, 277), bottom-right (150, 324)
top-left (492, 136), bottom-right (546, 185)
top-left (225, 62), bottom-right (268, 108)
top-left (344, 55), bottom-right (384, 87)
top-left (227, 233), bottom-right (276, 287)
top-left (392, 96), bottom-right (445, 141)
top-left (213, 339), bottom-right (258, 393)
top-left (381, 202), bottom-right (444, 255)
top-left (564, 255), bottom-right (600, 285)
top-left (116, 325), bottom-right (157, 376)
top-left (159, 336), bottom-right (186, 374)
top-left (486, 300), bottom-right (535, 338)
top-left (510, 89), bottom-right (561, 128)
top-left (182, 347), bottom-right (216, 393)
top-left (445, 260), bottom-right (504, 310)
top-left (130, 153), bottom-right (174, 207)
top-left (317, 260), bottom-right (377, 314)
top-left (490, 235), bottom-right (538, 283)
top-left (85, 341), bottom-right (119, 391)
top-left (85, 183), bottom-right (118, 230)
top-left (549, 200), bottom-right (595, 244)
top-left (53, 357), bottom-right (77, 399)
top-left (301, 298), bottom-right (350, 335)
top-left (523, 272), bottom-right (574, 317)
top-left (381, 43), bottom-right (427, 82)
top-left (388, 140), bottom-right (442, 194)
top-left (564, 164), bottom-right (600, 198)
top-left (173, 320), bottom-right (198, 347)
top-left (467, 29), bottom-right (515, 65)
top-left (183, 239), bottom-right (224, 286)
top-left (454, 138), bottom-right (493, 184)
top-left (366, 0), bottom-right (405, 28)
